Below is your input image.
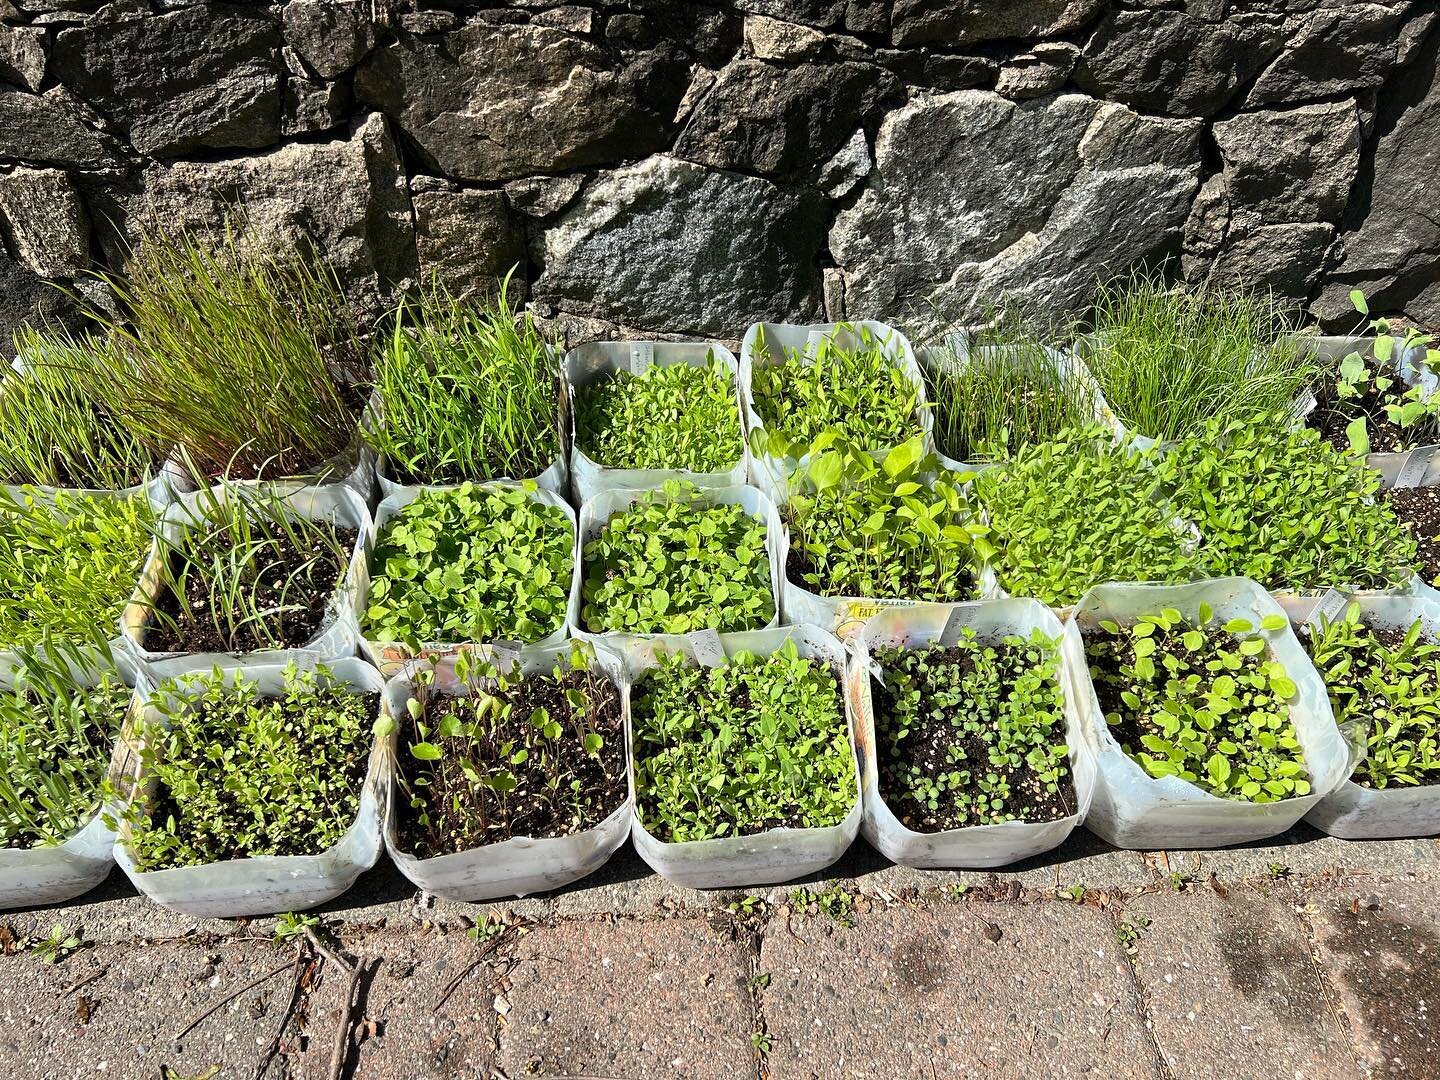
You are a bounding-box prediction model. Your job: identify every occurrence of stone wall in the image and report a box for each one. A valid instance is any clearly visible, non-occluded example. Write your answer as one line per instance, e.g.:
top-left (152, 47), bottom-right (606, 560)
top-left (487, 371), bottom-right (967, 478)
top-left (0, 0), bottom-right (1436, 343)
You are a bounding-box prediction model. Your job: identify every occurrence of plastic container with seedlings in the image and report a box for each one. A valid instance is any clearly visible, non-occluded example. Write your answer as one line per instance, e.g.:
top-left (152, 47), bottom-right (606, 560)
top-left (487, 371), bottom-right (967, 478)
top-left (120, 484), bottom-right (374, 680)
top-left (381, 643), bottom-right (632, 901)
top-left (851, 600), bottom-right (1098, 868)
top-left (0, 651), bottom-right (142, 910)
top-left (163, 431), bottom-right (375, 507)
top-left (564, 340), bottom-right (747, 506)
top-left (621, 625), bottom-right (862, 889)
top-left (918, 330), bottom-right (1114, 474)
top-left (574, 482), bottom-right (783, 640)
top-left (1295, 594), bottom-right (1440, 839)
top-left (740, 320), bottom-right (930, 502)
top-left (359, 483), bottom-right (580, 677)
top-left (1065, 577), bottom-right (1356, 850)
top-left (1301, 334), bottom-right (1440, 488)
top-left (112, 658), bottom-right (386, 918)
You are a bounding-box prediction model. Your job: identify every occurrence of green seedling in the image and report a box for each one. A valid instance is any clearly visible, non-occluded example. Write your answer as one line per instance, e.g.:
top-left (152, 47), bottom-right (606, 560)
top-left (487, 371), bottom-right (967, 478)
top-left (28, 923), bottom-right (83, 964)
top-left (788, 884), bottom-right (856, 927)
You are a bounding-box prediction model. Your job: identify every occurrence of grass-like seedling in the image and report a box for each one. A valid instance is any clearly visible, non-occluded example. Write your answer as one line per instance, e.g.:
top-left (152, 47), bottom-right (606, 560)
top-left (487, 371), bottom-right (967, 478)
top-left (631, 640), bottom-right (855, 842)
top-left (1085, 604), bottom-right (1310, 802)
top-left (0, 490), bottom-right (153, 650)
top-left (871, 629), bottom-right (1073, 830)
top-left (124, 664), bottom-right (376, 870)
top-left (1305, 604), bottom-right (1440, 789)
top-left (84, 230), bottom-right (365, 483)
top-left (1085, 274), bottom-right (1315, 442)
top-left (748, 323), bottom-right (922, 457)
top-left (975, 426), bottom-right (1210, 608)
top-left (365, 483), bottom-right (574, 649)
top-left (386, 646), bottom-right (625, 858)
top-left (365, 275), bottom-right (560, 484)
top-left (927, 313), bottom-right (1090, 463)
top-left (581, 481), bottom-right (773, 634)
top-left (0, 328), bottom-right (157, 490)
top-left (785, 436), bottom-right (994, 602)
top-left (1158, 418), bottom-right (1417, 592)
top-left (576, 354), bottom-right (741, 472)
top-left (0, 656), bottom-right (129, 848)
top-left (1310, 292), bottom-right (1440, 456)
top-left (139, 485), bottom-right (354, 654)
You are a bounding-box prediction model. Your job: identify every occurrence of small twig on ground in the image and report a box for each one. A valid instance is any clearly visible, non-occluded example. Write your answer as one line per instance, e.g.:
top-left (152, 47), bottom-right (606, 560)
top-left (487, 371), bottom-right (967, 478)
top-left (433, 926), bottom-right (521, 1012)
top-left (252, 951), bottom-right (311, 1080)
top-left (171, 958), bottom-right (296, 1042)
top-left (300, 927), bottom-right (365, 1080)
top-left (59, 966), bottom-right (109, 996)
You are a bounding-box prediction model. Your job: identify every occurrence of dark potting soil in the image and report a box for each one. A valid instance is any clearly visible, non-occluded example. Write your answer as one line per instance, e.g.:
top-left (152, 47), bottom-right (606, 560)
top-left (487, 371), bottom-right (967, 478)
top-left (871, 645), bottom-right (1076, 830)
top-left (1385, 485), bottom-right (1440, 584)
top-left (141, 526), bottom-right (356, 653)
top-left (1310, 380), bottom-right (1432, 455)
top-left (398, 671), bottom-right (626, 859)
top-left (785, 545), bottom-right (978, 602)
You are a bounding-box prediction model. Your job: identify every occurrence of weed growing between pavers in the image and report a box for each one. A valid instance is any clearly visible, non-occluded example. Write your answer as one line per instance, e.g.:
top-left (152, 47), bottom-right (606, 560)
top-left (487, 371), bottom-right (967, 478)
top-left (631, 641), bottom-right (854, 843)
top-left (140, 486), bottom-right (354, 655)
top-left (783, 436), bottom-right (993, 602)
top-left (365, 273), bottom-right (560, 485)
top-left (975, 426), bottom-right (1210, 608)
top-left (576, 353), bottom-right (742, 472)
top-left (0, 658), bottom-right (128, 848)
top-left (366, 483), bottom-right (574, 649)
top-left (0, 328), bottom-right (160, 490)
top-left (581, 481), bottom-right (773, 634)
top-left (0, 490), bottom-right (152, 651)
top-left (1158, 417), bottom-right (1417, 592)
top-left (1304, 604), bottom-right (1440, 789)
top-left (871, 629), bottom-right (1074, 830)
top-left (123, 664), bottom-right (375, 870)
top-left (1086, 605), bottom-right (1310, 802)
top-left (749, 323), bottom-right (922, 452)
top-left (387, 646), bottom-right (625, 859)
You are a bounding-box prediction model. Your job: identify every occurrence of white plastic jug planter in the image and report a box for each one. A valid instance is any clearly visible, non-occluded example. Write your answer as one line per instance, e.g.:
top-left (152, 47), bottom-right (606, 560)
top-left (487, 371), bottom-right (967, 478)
top-left (852, 600), bottom-right (1098, 868)
top-left (0, 653), bottom-right (144, 911)
top-left (112, 658), bottom-right (386, 918)
top-left (574, 483), bottom-right (782, 640)
top-left (120, 484), bottom-right (374, 681)
top-left (359, 482), bottom-right (579, 677)
top-left (1297, 594), bottom-right (1440, 839)
top-left (382, 644), bottom-right (632, 901)
top-left (740, 320), bottom-right (930, 502)
top-left (1065, 577), bottom-right (1356, 850)
top-left (563, 340), bottom-right (747, 506)
top-left (163, 433), bottom-right (375, 508)
top-left (619, 625), bottom-right (861, 889)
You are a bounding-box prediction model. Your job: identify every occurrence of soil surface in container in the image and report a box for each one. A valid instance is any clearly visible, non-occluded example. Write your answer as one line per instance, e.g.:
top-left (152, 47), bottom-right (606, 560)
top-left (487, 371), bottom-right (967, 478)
top-left (1385, 485), bottom-right (1440, 584)
top-left (1310, 381), bottom-right (1433, 455)
top-left (398, 671), bottom-right (625, 860)
top-left (785, 546), bottom-right (978, 603)
top-left (142, 526), bottom-right (356, 653)
top-left (871, 645), bottom-right (1075, 830)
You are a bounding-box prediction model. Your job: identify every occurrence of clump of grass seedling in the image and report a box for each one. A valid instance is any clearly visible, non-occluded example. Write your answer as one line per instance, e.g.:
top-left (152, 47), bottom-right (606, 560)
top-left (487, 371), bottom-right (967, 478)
top-left (364, 272), bottom-right (560, 484)
top-left (82, 229), bottom-right (366, 483)
top-left (576, 353), bottom-right (741, 472)
top-left (137, 484), bottom-right (354, 655)
top-left (1305, 604), bottom-right (1440, 789)
top-left (749, 323), bottom-right (922, 456)
top-left (386, 645), bottom-right (625, 858)
top-left (123, 663), bottom-right (376, 870)
top-left (927, 309), bottom-right (1090, 463)
top-left (785, 435), bottom-right (994, 602)
top-left (631, 641), bottom-right (856, 842)
top-left (1084, 273), bottom-right (1314, 442)
top-left (0, 328), bottom-right (157, 490)
top-left (0, 489), bottom-right (153, 651)
top-left (0, 650), bottom-right (130, 849)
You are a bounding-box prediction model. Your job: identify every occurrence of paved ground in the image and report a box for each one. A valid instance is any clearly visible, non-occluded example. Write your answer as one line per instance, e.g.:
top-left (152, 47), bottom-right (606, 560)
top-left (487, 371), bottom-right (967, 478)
top-left (3, 826), bottom-right (1439, 1079)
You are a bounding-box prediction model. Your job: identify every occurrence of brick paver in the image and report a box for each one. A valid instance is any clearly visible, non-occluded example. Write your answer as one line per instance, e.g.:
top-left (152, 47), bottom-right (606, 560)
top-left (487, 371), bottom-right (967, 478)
top-left (759, 901), bottom-right (1158, 1079)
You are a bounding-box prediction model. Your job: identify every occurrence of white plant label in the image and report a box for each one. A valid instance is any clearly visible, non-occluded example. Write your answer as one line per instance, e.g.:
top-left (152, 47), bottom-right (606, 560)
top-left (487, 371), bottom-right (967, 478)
top-left (940, 606), bottom-right (966, 646)
top-left (1397, 446), bottom-right (1436, 489)
top-left (629, 342), bottom-right (654, 375)
top-left (686, 629), bottom-right (727, 667)
top-left (1304, 589), bottom-right (1350, 632)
